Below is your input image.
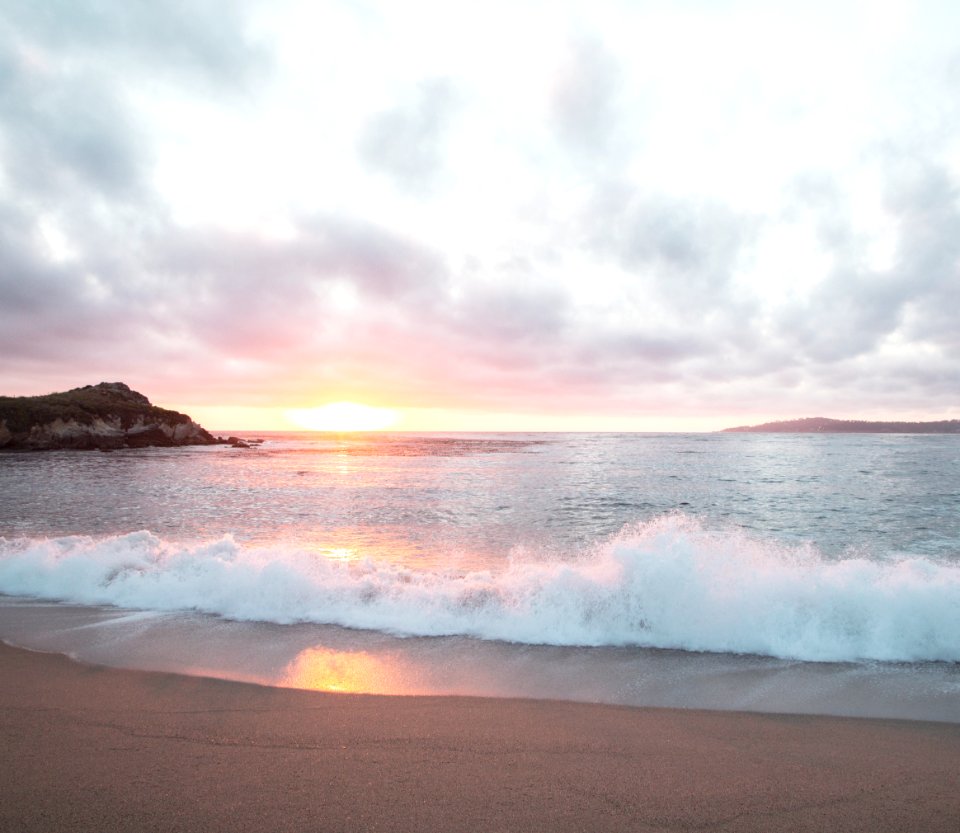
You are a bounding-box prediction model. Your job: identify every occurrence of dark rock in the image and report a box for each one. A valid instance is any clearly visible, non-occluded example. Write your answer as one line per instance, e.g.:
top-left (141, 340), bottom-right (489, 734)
top-left (0, 382), bottom-right (219, 451)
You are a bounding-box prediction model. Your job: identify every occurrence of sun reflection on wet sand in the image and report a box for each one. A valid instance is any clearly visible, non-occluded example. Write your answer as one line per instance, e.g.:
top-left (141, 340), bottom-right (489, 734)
top-left (279, 647), bottom-right (424, 695)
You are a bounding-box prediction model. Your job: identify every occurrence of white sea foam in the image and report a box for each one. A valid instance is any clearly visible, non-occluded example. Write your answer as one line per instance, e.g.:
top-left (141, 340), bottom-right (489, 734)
top-left (1, 516), bottom-right (958, 663)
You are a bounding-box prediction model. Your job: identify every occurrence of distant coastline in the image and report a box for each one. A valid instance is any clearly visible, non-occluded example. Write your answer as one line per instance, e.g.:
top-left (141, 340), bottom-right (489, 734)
top-left (723, 417), bottom-right (960, 434)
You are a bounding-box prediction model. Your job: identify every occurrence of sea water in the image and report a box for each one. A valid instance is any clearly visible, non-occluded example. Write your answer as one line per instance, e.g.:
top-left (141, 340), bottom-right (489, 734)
top-left (1, 432), bottom-right (958, 721)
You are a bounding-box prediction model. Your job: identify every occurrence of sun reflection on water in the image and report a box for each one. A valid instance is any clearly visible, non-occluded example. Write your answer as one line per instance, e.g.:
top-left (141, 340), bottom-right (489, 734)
top-left (261, 526), bottom-right (464, 569)
top-left (320, 546), bottom-right (357, 562)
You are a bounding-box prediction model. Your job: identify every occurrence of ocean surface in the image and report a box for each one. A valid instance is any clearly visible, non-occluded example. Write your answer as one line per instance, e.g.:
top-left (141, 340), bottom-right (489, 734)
top-left (1, 431), bottom-right (958, 721)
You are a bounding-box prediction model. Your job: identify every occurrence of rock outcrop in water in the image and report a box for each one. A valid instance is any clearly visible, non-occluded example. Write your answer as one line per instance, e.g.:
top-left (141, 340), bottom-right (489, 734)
top-left (723, 417), bottom-right (960, 433)
top-left (0, 382), bottom-right (219, 450)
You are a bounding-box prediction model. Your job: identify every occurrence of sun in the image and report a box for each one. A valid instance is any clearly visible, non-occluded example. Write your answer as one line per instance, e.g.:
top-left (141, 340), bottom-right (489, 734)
top-left (285, 402), bottom-right (398, 432)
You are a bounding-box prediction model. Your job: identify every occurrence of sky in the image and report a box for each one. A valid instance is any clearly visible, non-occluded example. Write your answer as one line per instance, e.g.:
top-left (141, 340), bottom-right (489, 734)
top-left (1, 0), bottom-right (958, 431)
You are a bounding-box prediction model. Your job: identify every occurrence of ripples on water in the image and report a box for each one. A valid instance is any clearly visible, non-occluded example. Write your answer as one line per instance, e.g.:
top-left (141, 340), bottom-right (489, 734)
top-left (1, 431), bottom-right (959, 718)
top-left (2, 431), bottom-right (957, 562)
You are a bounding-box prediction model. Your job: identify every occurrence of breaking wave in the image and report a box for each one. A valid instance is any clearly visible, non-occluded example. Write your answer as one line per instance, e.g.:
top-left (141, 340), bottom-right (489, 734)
top-left (1, 516), bottom-right (958, 663)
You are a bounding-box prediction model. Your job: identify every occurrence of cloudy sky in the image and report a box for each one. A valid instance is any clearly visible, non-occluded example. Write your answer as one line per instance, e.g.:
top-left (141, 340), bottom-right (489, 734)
top-left (1, 0), bottom-right (958, 430)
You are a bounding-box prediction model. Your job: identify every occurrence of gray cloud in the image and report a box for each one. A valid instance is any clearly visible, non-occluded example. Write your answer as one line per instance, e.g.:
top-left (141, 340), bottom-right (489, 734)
top-left (583, 184), bottom-right (759, 317)
top-left (0, 0), bottom-right (266, 89)
top-left (0, 0), bottom-right (274, 389)
top-left (149, 215), bottom-right (451, 359)
top-left (0, 47), bottom-right (145, 202)
top-left (774, 160), bottom-right (960, 367)
top-left (883, 161), bottom-right (960, 351)
top-left (0, 0), bottom-right (268, 208)
top-left (0, 201), bottom-right (151, 376)
top-left (357, 78), bottom-right (457, 190)
top-left (551, 35), bottom-right (624, 163)
top-left (0, 204), bottom-right (454, 398)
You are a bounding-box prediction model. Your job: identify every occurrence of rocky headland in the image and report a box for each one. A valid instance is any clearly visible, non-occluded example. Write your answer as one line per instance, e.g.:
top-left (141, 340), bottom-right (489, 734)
top-left (723, 417), bottom-right (960, 433)
top-left (0, 382), bottom-right (220, 451)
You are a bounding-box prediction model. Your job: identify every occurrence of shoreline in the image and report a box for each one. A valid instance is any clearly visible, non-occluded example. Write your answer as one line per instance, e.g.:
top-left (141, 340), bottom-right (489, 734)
top-left (2, 642), bottom-right (960, 831)
top-left (3, 598), bottom-right (959, 725)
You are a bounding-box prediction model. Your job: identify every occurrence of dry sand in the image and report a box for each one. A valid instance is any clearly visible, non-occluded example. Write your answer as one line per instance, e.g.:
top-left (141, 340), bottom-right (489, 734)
top-left (1, 641), bottom-right (959, 832)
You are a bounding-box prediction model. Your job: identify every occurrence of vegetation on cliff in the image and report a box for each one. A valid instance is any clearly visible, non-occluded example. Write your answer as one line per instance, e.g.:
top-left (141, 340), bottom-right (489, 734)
top-left (0, 382), bottom-right (217, 450)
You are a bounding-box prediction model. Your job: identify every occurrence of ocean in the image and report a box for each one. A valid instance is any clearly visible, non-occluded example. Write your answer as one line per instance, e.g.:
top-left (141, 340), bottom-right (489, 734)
top-left (1, 431), bottom-right (958, 721)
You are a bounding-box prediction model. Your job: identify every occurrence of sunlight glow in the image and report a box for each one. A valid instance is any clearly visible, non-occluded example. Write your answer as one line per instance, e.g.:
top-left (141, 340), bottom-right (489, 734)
top-left (281, 647), bottom-right (417, 694)
top-left (285, 402), bottom-right (398, 432)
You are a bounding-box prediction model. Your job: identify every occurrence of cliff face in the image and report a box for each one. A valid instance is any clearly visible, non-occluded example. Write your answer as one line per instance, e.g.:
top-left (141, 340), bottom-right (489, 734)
top-left (0, 383), bottom-right (218, 450)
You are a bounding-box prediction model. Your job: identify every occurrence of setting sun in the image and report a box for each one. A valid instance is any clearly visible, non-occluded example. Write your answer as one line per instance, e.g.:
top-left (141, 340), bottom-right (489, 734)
top-left (285, 402), bottom-right (398, 432)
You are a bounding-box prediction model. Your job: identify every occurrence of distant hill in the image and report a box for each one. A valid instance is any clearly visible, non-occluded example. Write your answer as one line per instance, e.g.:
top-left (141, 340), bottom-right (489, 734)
top-left (0, 382), bottom-right (219, 450)
top-left (723, 417), bottom-right (960, 434)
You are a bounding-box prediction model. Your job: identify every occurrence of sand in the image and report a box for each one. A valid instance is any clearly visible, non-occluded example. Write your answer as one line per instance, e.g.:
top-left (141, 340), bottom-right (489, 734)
top-left (1, 642), bottom-right (959, 832)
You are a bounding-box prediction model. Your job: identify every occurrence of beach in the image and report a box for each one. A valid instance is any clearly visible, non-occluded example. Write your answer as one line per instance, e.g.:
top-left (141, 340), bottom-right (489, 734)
top-left (2, 642), bottom-right (959, 832)
top-left (4, 0), bottom-right (960, 825)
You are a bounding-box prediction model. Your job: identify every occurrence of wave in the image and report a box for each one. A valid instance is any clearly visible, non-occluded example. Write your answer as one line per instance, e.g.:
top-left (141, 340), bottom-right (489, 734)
top-left (1, 516), bottom-right (958, 663)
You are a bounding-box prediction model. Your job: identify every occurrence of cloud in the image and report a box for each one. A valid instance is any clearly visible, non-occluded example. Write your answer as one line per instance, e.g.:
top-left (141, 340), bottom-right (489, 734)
top-left (0, 201), bottom-right (155, 380)
top-left (883, 161), bottom-right (960, 352)
top-left (771, 159), bottom-right (960, 367)
top-left (145, 215), bottom-right (451, 364)
top-left (357, 78), bottom-right (458, 190)
top-left (0, 0), bottom-right (271, 388)
top-left (582, 183), bottom-right (759, 321)
top-left (0, 0), bottom-right (266, 89)
top-left (0, 1), bottom-right (958, 422)
top-left (550, 34), bottom-right (624, 164)
top-left (0, 47), bottom-right (145, 203)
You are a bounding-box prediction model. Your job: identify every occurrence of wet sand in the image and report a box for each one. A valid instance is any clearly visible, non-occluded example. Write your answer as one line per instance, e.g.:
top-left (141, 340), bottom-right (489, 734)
top-left (2, 642), bottom-right (959, 832)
